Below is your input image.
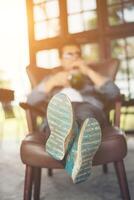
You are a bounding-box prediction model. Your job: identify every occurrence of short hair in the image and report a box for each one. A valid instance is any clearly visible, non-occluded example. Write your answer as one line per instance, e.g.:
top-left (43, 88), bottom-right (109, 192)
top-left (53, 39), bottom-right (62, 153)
top-left (59, 43), bottom-right (81, 58)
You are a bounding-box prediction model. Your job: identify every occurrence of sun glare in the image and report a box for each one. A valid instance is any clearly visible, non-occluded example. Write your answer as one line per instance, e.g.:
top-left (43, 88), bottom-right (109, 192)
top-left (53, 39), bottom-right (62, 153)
top-left (0, 0), bottom-right (30, 102)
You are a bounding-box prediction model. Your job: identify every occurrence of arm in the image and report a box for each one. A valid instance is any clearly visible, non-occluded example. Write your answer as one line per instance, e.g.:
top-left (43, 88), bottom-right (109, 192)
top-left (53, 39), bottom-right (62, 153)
top-left (43, 71), bottom-right (70, 93)
top-left (96, 80), bottom-right (120, 101)
top-left (84, 67), bottom-right (109, 87)
top-left (69, 58), bottom-right (120, 101)
top-left (70, 58), bottom-right (119, 87)
top-left (83, 63), bottom-right (120, 101)
top-left (27, 71), bottom-right (70, 105)
top-left (69, 59), bottom-right (109, 87)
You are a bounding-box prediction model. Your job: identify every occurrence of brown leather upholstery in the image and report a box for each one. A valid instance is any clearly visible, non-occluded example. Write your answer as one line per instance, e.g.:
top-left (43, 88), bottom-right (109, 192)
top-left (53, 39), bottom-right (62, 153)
top-left (21, 127), bottom-right (127, 169)
top-left (20, 61), bottom-right (130, 200)
top-left (20, 126), bottom-right (131, 200)
top-left (26, 66), bottom-right (63, 88)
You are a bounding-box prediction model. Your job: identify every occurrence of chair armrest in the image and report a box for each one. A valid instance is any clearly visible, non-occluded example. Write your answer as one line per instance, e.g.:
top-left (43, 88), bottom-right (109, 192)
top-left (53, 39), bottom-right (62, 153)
top-left (19, 102), bottom-right (45, 116)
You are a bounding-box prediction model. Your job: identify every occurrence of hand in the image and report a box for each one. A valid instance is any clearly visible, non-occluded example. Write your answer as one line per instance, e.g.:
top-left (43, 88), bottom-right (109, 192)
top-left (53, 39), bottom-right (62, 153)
top-left (52, 71), bottom-right (69, 86)
top-left (69, 58), bottom-right (89, 75)
top-left (45, 71), bottom-right (69, 93)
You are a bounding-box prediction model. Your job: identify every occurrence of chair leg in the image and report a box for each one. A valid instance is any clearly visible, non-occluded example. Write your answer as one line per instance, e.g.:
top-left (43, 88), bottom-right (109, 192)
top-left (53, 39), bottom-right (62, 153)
top-left (24, 165), bottom-right (33, 200)
top-left (102, 164), bottom-right (108, 174)
top-left (33, 167), bottom-right (41, 200)
top-left (47, 168), bottom-right (53, 177)
top-left (114, 160), bottom-right (130, 200)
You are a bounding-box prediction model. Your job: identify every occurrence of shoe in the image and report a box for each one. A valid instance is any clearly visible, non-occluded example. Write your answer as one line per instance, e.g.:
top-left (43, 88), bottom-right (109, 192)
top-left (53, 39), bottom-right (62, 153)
top-left (46, 93), bottom-right (77, 160)
top-left (65, 118), bottom-right (101, 184)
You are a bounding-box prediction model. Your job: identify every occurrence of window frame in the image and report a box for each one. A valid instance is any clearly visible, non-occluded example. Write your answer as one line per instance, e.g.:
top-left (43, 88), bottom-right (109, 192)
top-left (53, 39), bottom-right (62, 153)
top-left (26, 0), bottom-right (134, 98)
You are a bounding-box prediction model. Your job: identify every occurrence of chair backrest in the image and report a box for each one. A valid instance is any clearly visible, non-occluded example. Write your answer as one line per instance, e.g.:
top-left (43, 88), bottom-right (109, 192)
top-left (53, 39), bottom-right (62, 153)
top-left (24, 66), bottom-right (62, 132)
top-left (26, 65), bottom-right (62, 88)
top-left (89, 58), bottom-right (119, 81)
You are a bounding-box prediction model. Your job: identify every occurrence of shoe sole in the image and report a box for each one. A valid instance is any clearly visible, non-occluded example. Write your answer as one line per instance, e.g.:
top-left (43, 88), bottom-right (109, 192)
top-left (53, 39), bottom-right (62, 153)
top-left (46, 93), bottom-right (74, 160)
top-left (72, 118), bottom-right (101, 184)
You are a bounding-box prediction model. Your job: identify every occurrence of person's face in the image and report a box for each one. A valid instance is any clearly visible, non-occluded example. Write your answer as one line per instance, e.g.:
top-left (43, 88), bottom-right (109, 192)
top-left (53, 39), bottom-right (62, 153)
top-left (61, 45), bottom-right (81, 71)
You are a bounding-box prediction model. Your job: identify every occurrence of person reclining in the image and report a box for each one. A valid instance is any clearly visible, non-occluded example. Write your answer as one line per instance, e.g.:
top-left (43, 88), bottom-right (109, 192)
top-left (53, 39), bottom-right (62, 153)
top-left (27, 44), bottom-right (120, 183)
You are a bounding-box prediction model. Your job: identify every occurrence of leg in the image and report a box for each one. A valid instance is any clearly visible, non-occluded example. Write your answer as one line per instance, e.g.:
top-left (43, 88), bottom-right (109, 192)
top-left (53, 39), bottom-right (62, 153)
top-left (46, 93), bottom-right (76, 160)
top-left (65, 118), bottom-right (101, 184)
top-left (72, 102), bottom-right (109, 175)
top-left (24, 165), bottom-right (33, 200)
top-left (45, 94), bottom-right (101, 183)
top-left (72, 102), bottom-right (108, 129)
top-left (114, 160), bottom-right (130, 200)
top-left (33, 167), bottom-right (41, 200)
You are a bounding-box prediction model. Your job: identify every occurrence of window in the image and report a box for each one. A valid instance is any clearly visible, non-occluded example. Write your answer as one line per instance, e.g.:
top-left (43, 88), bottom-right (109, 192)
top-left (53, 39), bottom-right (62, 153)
top-left (81, 43), bottom-right (100, 62)
top-left (36, 48), bottom-right (60, 68)
top-left (67, 0), bottom-right (97, 33)
top-left (111, 36), bottom-right (134, 98)
top-left (33, 0), bottom-right (60, 40)
top-left (27, 0), bottom-right (134, 99)
top-left (107, 0), bottom-right (134, 26)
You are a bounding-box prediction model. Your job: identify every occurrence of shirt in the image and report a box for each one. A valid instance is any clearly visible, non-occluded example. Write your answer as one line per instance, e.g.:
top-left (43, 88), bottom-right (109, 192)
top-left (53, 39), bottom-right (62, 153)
top-left (27, 74), bottom-right (120, 110)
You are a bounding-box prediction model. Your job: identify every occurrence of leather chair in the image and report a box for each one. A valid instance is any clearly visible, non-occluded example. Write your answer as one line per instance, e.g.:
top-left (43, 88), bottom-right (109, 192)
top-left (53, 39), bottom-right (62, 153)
top-left (21, 126), bottom-right (130, 200)
top-left (20, 61), bottom-right (130, 200)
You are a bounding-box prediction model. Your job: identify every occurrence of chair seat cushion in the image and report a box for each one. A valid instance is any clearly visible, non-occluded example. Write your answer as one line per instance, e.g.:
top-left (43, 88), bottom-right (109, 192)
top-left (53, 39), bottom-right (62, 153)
top-left (20, 127), bottom-right (127, 168)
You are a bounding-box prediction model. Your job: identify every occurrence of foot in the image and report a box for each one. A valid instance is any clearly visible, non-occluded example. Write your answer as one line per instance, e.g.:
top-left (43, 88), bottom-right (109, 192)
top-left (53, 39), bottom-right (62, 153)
top-left (46, 93), bottom-right (76, 160)
top-left (65, 118), bottom-right (101, 184)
